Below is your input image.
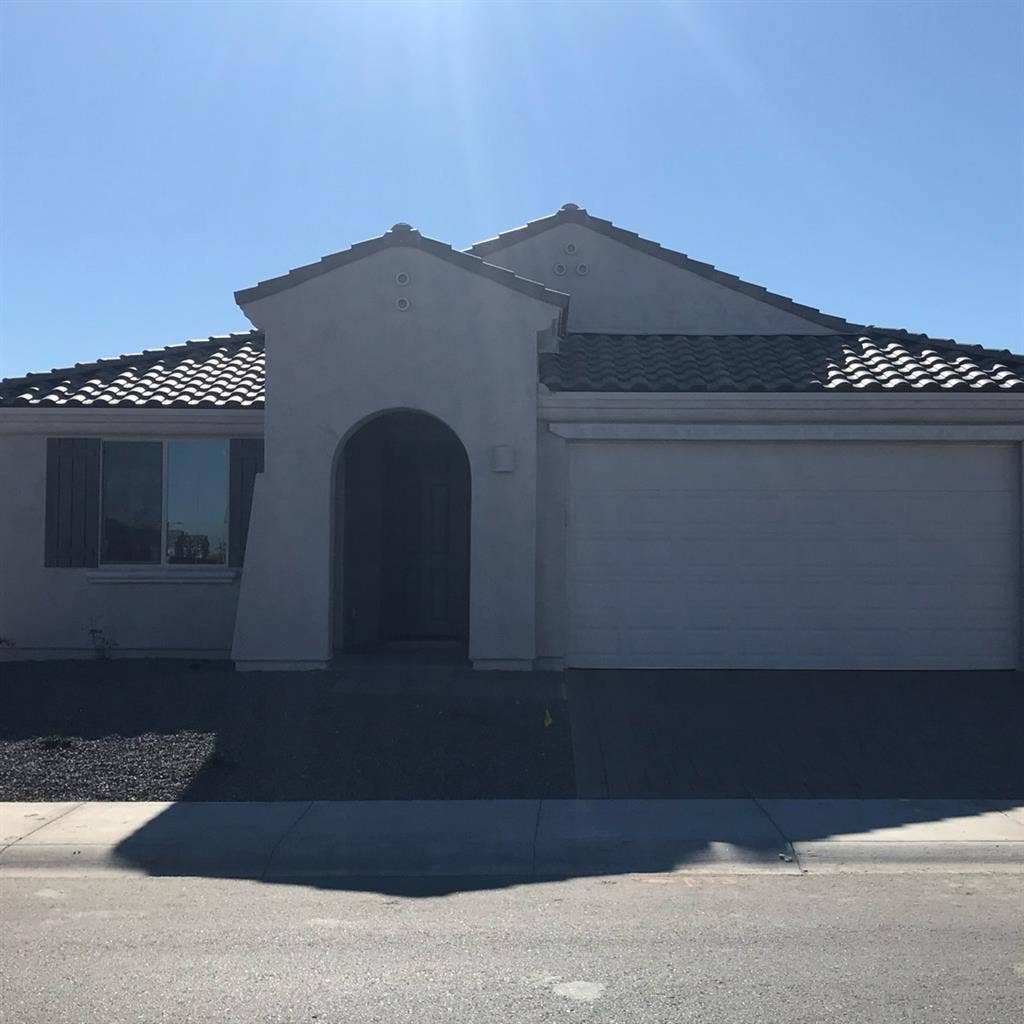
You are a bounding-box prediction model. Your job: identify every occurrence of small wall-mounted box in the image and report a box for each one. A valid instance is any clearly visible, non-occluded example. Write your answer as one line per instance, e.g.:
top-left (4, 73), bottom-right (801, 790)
top-left (491, 445), bottom-right (516, 473)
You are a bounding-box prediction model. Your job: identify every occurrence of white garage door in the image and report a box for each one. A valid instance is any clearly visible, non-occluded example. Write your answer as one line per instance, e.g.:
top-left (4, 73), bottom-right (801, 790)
top-left (567, 442), bottom-right (1019, 669)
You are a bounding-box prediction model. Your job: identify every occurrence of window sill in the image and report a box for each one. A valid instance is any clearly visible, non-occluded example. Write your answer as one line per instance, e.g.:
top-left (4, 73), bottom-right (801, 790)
top-left (86, 568), bottom-right (241, 585)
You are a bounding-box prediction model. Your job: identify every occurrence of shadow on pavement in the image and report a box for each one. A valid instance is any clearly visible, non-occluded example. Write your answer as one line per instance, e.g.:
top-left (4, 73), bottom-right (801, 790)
top-left (101, 794), bottom-right (1024, 897)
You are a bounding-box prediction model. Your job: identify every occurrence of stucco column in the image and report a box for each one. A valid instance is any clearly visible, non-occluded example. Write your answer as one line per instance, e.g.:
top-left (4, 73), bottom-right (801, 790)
top-left (466, 442), bottom-right (537, 670)
top-left (231, 440), bottom-right (333, 669)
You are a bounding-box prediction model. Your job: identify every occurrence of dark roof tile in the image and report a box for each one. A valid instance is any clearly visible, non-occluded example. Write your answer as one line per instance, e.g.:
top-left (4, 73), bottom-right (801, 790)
top-left (3, 330), bottom-right (1022, 406)
top-left (0, 332), bottom-right (266, 408)
top-left (540, 334), bottom-right (1024, 393)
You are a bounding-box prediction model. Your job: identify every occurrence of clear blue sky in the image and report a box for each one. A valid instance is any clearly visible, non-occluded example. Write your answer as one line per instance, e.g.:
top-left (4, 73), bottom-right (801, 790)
top-left (1, 0), bottom-right (1021, 378)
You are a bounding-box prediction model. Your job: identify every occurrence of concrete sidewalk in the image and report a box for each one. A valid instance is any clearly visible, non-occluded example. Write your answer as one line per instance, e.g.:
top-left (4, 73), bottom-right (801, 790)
top-left (2, 799), bottom-right (1022, 880)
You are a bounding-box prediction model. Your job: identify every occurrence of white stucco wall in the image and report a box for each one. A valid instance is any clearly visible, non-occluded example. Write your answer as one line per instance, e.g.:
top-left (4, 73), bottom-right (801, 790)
top-left (232, 241), bottom-right (563, 669)
top-left (480, 223), bottom-right (836, 335)
top-left (535, 423), bottom-right (568, 666)
top-left (0, 434), bottom-right (241, 658)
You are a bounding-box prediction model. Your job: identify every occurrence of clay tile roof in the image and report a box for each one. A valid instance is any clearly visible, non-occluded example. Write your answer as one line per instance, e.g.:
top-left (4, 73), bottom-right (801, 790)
top-left (540, 333), bottom-right (1024, 393)
top-left (3, 329), bottom-right (1022, 406)
top-left (0, 332), bottom-right (266, 408)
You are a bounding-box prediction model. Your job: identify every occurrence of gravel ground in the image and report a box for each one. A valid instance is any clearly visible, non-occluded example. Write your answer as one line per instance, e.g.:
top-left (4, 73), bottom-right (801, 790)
top-left (0, 732), bottom-right (216, 801)
top-left (0, 659), bottom-right (574, 801)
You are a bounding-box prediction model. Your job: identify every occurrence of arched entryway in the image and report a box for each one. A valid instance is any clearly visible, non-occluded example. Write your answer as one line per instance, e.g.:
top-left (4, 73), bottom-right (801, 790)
top-left (334, 411), bottom-right (471, 653)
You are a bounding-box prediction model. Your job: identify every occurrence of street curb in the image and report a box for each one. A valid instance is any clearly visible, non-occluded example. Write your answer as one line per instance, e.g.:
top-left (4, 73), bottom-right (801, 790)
top-left (790, 841), bottom-right (1024, 874)
top-left (1, 799), bottom-right (1022, 879)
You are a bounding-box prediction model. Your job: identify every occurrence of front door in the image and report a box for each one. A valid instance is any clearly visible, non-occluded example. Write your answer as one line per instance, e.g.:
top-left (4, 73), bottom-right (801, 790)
top-left (380, 419), bottom-right (470, 644)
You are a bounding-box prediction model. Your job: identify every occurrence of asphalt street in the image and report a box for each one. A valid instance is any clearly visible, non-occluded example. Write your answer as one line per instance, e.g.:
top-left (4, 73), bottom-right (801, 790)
top-left (3, 871), bottom-right (1022, 1023)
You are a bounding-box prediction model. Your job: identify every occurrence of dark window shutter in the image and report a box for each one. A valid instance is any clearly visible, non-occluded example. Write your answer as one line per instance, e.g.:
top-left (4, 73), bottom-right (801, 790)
top-left (45, 438), bottom-right (100, 567)
top-left (229, 438), bottom-right (264, 567)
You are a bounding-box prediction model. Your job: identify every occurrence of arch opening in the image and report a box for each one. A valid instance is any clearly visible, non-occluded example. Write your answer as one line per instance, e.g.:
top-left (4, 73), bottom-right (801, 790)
top-left (334, 411), bottom-right (471, 653)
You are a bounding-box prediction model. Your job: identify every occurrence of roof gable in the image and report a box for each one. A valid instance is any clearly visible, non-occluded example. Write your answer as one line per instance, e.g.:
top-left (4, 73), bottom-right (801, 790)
top-left (468, 204), bottom-right (857, 334)
top-left (235, 223), bottom-right (570, 319)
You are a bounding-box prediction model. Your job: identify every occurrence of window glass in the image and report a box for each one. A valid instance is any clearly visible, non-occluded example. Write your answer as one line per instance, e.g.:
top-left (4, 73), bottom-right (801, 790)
top-left (101, 442), bottom-right (162, 563)
top-left (166, 440), bottom-right (228, 564)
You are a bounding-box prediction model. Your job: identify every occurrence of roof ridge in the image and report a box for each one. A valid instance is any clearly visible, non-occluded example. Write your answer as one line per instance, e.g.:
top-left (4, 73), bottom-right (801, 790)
top-left (0, 330), bottom-right (263, 388)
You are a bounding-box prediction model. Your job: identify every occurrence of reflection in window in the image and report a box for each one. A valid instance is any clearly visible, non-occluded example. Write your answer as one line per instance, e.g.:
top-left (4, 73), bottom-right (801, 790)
top-left (101, 442), bottom-right (162, 563)
top-left (166, 440), bottom-right (228, 564)
top-left (100, 439), bottom-right (229, 566)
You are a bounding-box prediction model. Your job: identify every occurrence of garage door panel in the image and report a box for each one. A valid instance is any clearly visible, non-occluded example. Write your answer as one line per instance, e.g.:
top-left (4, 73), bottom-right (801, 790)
top-left (572, 488), bottom-right (1022, 536)
top-left (623, 627), bottom-right (731, 657)
top-left (900, 579), bottom-right (1016, 613)
top-left (576, 443), bottom-right (1013, 490)
top-left (901, 536), bottom-right (1011, 569)
top-left (591, 628), bottom-right (1014, 669)
top-left (734, 627), bottom-right (903, 658)
top-left (567, 442), bottom-right (1019, 669)
top-left (589, 586), bottom-right (938, 633)
top-left (904, 494), bottom-right (1016, 531)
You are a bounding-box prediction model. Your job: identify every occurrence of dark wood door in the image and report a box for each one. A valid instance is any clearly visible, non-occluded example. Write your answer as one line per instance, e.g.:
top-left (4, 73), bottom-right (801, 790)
top-left (381, 430), bottom-right (470, 643)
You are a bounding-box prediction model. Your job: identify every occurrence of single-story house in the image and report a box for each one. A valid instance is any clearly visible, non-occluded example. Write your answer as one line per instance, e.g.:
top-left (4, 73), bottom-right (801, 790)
top-left (2, 204), bottom-right (1023, 670)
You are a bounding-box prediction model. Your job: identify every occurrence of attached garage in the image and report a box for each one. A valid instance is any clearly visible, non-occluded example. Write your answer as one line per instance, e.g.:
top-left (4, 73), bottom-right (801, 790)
top-left (567, 441), bottom-right (1020, 670)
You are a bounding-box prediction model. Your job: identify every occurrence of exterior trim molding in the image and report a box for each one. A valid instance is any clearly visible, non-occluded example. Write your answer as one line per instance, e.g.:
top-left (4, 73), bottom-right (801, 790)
top-left (234, 660), bottom-right (330, 672)
top-left (534, 657), bottom-right (566, 672)
top-left (86, 568), bottom-right (241, 585)
top-left (549, 422), bottom-right (1024, 442)
top-left (540, 391), bottom-right (1024, 426)
top-left (5, 647), bottom-right (233, 661)
top-left (472, 659), bottom-right (534, 672)
top-left (0, 409), bottom-right (265, 436)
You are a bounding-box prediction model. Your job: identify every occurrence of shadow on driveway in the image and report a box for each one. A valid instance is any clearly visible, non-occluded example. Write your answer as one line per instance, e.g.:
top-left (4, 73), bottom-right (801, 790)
top-left (566, 669), bottom-right (1024, 799)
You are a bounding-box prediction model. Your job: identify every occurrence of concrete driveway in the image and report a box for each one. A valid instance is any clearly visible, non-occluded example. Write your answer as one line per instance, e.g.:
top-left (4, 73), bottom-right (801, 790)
top-left (566, 669), bottom-right (1023, 798)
